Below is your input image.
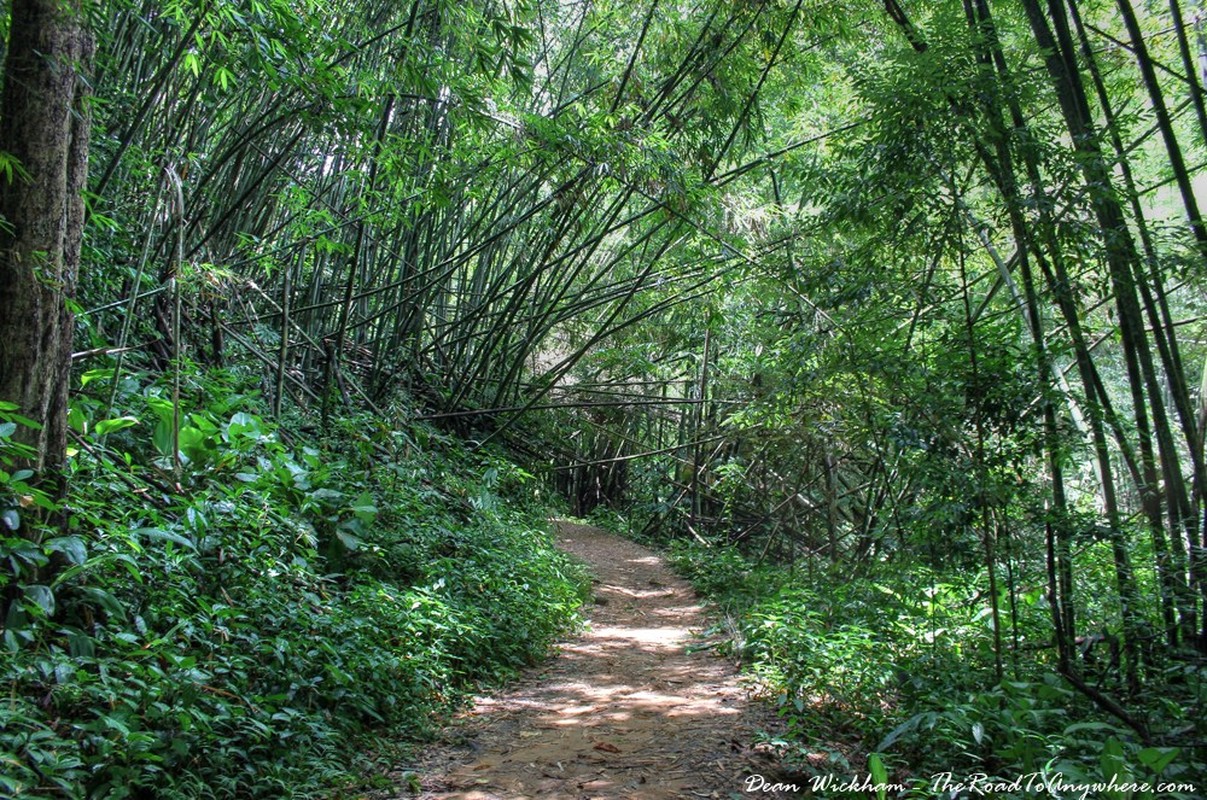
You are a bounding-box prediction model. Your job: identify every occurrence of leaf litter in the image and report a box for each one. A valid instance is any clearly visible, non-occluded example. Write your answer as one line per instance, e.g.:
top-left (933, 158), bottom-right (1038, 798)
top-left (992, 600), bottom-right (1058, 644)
top-left (387, 521), bottom-right (801, 799)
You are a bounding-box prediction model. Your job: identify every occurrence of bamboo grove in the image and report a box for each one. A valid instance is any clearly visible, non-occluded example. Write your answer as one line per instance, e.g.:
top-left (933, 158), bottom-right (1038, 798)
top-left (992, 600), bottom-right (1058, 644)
top-left (523, 0), bottom-right (1207, 729)
top-left (11, 0), bottom-right (1207, 762)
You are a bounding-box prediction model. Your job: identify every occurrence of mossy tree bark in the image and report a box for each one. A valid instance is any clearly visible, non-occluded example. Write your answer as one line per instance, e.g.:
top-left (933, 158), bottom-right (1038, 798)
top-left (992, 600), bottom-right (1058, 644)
top-left (0, 0), bottom-right (93, 478)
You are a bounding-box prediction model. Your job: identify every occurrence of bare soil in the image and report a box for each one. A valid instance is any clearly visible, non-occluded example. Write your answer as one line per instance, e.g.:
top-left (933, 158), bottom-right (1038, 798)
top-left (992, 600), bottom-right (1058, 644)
top-left (393, 521), bottom-right (799, 799)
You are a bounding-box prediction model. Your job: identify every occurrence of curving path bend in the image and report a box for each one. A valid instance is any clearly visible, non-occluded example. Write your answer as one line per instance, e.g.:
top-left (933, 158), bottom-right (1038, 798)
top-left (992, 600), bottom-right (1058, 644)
top-left (394, 521), bottom-right (798, 800)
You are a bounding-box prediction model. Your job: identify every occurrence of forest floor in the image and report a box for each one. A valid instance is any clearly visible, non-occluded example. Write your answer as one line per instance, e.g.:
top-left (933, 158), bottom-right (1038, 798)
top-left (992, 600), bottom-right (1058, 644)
top-left (388, 520), bottom-right (801, 799)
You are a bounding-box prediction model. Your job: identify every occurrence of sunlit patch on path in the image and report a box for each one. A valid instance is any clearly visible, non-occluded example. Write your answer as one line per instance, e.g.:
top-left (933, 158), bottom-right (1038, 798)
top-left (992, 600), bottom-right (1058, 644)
top-left (396, 521), bottom-right (797, 799)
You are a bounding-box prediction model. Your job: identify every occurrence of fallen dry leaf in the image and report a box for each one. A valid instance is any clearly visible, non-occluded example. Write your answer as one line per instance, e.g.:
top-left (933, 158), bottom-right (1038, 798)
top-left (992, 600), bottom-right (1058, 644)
top-left (404, 522), bottom-right (795, 799)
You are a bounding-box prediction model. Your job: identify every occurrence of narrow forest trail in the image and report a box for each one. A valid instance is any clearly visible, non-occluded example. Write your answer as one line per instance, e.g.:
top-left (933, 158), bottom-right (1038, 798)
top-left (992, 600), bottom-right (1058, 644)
top-left (397, 521), bottom-right (799, 799)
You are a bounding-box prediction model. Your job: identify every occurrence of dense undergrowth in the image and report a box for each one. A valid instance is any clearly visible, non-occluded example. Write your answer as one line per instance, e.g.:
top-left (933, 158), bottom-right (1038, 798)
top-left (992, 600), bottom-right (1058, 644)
top-left (666, 537), bottom-right (1205, 798)
top-left (0, 370), bottom-right (588, 798)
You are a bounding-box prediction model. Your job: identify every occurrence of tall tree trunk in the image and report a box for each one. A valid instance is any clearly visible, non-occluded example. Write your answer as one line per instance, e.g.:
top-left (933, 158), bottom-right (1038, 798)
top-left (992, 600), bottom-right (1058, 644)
top-left (1065, 0), bottom-right (1199, 650)
top-left (1114, 0), bottom-right (1207, 256)
top-left (0, 0), bottom-right (93, 479)
top-left (1021, 0), bottom-right (1185, 660)
top-left (1167, 0), bottom-right (1207, 148)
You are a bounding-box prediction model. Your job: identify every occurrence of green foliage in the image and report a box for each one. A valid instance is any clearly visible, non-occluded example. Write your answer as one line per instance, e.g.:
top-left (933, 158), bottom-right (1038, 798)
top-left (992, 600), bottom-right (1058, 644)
top-left (668, 538), bottom-right (1205, 793)
top-left (7, 0), bottom-right (1207, 793)
top-left (0, 402), bottom-right (54, 538)
top-left (0, 374), bottom-right (586, 797)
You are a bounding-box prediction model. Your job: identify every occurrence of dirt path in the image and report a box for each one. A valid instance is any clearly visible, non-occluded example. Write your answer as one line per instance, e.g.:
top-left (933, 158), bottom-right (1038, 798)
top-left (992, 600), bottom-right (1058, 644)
top-left (399, 521), bottom-right (797, 799)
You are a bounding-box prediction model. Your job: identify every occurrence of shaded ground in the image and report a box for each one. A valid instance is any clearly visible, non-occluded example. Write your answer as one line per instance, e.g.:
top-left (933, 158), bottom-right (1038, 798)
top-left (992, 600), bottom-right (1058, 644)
top-left (393, 521), bottom-right (800, 799)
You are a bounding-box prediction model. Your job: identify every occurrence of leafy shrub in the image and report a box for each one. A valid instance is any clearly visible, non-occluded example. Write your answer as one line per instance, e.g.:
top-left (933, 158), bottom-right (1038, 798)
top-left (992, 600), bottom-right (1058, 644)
top-left (0, 377), bottom-right (587, 798)
top-left (664, 538), bottom-right (1204, 795)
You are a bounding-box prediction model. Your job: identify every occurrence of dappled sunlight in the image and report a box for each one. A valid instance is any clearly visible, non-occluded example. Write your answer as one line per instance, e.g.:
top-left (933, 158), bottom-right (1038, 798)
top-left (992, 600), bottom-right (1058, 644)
top-left (647, 604), bottom-right (707, 619)
top-left (594, 582), bottom-right (676, 599)
top-left (411, 523), bottom-right (791, 799)
top-left (585, 624), bottom-right (687, 647)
